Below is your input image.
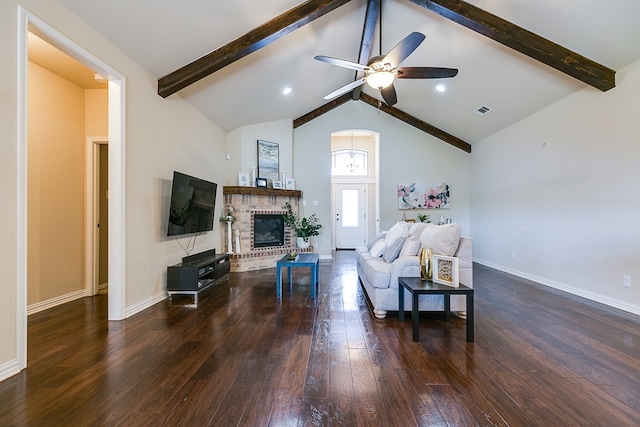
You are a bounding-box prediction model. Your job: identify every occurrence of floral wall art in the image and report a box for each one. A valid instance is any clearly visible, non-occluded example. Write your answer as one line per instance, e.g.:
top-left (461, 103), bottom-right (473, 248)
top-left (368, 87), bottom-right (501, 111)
top-left (397, 182), bottom-right (450, 210)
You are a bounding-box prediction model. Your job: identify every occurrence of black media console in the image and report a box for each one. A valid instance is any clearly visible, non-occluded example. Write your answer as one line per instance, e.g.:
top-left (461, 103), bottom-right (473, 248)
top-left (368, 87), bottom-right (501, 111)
top-left (167, 249), bottom-right (230, 304)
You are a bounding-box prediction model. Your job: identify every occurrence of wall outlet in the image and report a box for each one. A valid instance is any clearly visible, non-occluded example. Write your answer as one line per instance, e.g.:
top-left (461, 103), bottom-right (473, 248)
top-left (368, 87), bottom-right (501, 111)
top-left (511, 252), bottom-right (516, 261)
top-left (623, 275), bottom-right (631, 288)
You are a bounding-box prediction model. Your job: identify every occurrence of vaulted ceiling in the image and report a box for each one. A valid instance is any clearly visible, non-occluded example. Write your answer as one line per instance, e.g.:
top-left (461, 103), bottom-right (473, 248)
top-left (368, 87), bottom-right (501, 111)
top-left (57, 0), bottom-right (640, 150)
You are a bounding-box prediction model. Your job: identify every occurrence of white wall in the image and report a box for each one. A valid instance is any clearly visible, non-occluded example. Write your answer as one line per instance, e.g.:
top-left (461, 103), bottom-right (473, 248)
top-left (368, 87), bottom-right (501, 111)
top-left (471, 58), bottom-right (640, 314)
top-left (294, 100), bottom-right (471, 257)
top-left (1, 0), bottom-right (227, 378)
top-left (225, 119), bottom-right (293, 186)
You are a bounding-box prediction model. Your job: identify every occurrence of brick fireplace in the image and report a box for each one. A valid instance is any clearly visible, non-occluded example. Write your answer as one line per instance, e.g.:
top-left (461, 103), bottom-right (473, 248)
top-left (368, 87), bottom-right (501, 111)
top-left (222, 186), bottom-right (311, 272)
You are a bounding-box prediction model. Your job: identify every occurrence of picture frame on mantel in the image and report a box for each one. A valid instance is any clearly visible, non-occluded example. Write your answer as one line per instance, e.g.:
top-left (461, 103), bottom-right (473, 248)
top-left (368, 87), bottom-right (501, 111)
top-left (238, 172), bottom-right (250, 186)
top-left (285, 178), bottom-right (295, 190)
top-left (256, 177), bottom-right (268, 188)
top-left (257, 139), bottom-right (279, 184)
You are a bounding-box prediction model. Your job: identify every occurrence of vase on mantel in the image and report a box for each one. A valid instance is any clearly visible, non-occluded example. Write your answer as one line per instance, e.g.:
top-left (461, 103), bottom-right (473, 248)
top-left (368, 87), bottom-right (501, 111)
top-left (296, 237), bottom-right (310, 249)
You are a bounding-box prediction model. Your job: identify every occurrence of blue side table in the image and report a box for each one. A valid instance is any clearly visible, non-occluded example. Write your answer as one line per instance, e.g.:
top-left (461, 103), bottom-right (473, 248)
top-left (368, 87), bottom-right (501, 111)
top-left (276, 253), bottom-right (319, 298)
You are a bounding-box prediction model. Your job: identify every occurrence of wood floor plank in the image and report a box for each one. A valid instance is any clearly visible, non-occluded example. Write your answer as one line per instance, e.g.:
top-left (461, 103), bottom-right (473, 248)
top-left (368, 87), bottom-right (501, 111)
top-left (0, 253), bottom-right (638, 426)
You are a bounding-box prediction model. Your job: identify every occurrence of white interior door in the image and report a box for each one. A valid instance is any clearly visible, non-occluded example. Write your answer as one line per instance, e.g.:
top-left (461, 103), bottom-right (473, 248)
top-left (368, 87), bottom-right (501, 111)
top-left (334, 184), bottom-right (366, 249)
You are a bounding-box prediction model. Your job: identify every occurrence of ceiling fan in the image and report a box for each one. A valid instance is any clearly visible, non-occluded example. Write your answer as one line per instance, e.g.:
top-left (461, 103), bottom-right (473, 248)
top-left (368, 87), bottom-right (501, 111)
top-left (314, 32), bottom-right (458, 106)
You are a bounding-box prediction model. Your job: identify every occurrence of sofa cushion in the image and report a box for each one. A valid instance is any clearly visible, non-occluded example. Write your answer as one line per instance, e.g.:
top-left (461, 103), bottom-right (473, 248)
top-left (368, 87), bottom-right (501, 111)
top-left (399, 236), bottom-right (421, 257)
top-left (385, 221), bottom-right (408, 245)
top-left (419, 223), bottom-right (461, 256)
top-left (366, 231), bottom-right (387, 251)
top-left (382, 236), bottom-right (404, 263)
top-left (408, 222), bottom-right (428, 237)
top-left (369, 240), bottom-right (386, 257)
top-left (364, 258), bottom-right (392, 289)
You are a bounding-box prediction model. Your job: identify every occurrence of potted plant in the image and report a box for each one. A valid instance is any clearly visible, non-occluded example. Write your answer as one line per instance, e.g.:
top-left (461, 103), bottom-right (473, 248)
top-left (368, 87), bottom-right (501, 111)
top-left (282, 202), bottom-right (322, 249)
top-left (417, 213), bottom-right (430, 223)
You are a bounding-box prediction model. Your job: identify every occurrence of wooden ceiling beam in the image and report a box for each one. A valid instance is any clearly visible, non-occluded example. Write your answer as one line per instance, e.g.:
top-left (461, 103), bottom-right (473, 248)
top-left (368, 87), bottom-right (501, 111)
top-left (293, 93), bottom-right (353, 128)
top-left (158, 0), bottom-right (353, 98)
top-left (409, 0), bottom-right (615, 91)
top-left (359, 93), bottom-right (472, 153)
top-left (352, 0), bottom-right (380, 100)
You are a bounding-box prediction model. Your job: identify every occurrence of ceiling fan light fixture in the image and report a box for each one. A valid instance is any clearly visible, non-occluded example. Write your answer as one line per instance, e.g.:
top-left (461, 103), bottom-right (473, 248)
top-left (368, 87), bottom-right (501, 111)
top-left (366, 71), bottom-right (394, 89)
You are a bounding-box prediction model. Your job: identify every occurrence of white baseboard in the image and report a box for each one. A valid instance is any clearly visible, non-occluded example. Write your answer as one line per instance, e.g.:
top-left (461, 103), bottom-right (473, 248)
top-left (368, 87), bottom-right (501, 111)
top-left (474, 258), bottom-right (640, 316)
top-left (27, 289), bottom-right (86, 316)
top-left (0, 358), bottom-right (21, 382)
top-left (125, 291), bottom-right (167, 318)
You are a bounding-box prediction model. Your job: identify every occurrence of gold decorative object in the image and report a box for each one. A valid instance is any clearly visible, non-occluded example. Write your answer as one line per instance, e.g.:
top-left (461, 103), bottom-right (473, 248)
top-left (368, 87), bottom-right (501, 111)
top-left (420, 248), bottom-right (433, 280)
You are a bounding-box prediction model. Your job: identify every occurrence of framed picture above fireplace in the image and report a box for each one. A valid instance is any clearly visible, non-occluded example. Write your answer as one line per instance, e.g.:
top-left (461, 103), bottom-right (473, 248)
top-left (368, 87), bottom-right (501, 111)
top-left (257, 139), bottom-right (279, 184)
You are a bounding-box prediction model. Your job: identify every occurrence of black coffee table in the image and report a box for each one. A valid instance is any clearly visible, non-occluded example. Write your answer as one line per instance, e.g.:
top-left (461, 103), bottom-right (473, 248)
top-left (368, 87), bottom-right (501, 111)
top-left (398, 277), bottom-right (474, 342)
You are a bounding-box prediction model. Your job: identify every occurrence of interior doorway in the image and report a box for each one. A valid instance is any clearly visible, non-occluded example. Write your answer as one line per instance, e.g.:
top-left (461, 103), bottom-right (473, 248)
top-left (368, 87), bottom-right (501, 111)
top-left (18, 7), bottom-right (126, 370)
top-left (330, 130), bottom-right (379, 251)
top-left (86, 138), bottom-right (109, 296)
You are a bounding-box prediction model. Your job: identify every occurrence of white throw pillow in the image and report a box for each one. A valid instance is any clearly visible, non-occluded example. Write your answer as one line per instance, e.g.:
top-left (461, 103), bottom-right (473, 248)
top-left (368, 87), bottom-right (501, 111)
top-left (366, 231), bottom-right (387, 251)
top-left (419, 223), bottom-right (461, 256)
top-left (399, 236), bottom-right (421, 257)
top-left (369, 240), bottom-right (386, 257)
top-left (383, 237), bottom-right (405, 263)
top-left (408, 222), bottom-right (428, 237)
top-left (385, 221), bottom-right (409, 245)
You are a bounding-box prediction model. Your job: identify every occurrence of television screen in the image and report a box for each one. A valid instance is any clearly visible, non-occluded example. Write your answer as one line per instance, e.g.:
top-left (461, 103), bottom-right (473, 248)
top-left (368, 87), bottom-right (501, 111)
top-left (167, 171), bottom-right (218, 236)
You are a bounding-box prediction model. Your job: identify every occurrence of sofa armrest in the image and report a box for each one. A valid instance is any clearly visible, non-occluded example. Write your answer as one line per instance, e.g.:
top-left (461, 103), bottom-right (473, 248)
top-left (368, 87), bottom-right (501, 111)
top-left (389, 255), bottom-right (421, 289)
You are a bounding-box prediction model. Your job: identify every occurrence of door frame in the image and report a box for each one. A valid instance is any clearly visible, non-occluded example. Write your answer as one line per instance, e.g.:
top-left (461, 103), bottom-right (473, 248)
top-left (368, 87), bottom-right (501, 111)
top-left (86, 137), bottom-right (108, 296)
top-left (17, 7), bottom-right (127, 370)
top-left (330, 129), bottom-right (380, 251)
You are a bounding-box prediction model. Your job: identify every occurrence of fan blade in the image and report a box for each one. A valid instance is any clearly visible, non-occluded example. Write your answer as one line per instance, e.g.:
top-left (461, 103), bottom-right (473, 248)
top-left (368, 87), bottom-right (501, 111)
top-left (381, 83), bottom-right (397, 106)
top-left (396, 67), bottom-right (459, 79)
top-left (314, 55), bottom-right (370, 72)
top-left (382, 32), bottom-right (426, 68)
top-left (323, 78), bottom-right (366, 100)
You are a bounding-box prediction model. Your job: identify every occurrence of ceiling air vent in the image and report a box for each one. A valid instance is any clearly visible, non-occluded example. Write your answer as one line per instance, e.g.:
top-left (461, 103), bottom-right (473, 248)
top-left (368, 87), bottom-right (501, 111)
top-left (475, 105), bottom-right (492, 116)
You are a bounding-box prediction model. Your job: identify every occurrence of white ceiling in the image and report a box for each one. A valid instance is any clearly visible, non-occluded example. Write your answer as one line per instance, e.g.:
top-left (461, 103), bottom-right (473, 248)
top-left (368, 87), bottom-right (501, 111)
top-left (52, 0), bottom-right (640, 145)
top-left (28, 33), bottom-right (106, 90)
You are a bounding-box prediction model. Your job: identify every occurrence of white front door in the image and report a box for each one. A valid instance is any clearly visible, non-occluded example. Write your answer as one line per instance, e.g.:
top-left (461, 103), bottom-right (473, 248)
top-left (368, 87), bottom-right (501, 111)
top-left (334, 184), bottom-right (366, 249)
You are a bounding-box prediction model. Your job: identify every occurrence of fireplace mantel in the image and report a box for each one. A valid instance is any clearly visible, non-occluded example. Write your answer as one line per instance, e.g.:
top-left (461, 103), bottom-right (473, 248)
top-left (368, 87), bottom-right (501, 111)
top-left (223, 186), bottom-right (302, 198)
top-left (222, 186), bottom-right (308, 272)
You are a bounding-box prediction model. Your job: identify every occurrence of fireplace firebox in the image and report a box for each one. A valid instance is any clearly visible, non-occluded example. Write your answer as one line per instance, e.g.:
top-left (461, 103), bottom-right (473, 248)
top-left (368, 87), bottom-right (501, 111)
top-left (253, 214), bottom-right (285, 248)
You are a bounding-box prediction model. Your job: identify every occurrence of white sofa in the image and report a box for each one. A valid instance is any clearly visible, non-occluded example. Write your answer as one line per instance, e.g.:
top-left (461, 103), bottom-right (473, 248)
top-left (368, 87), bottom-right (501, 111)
top-left (356, 221), bottom-right (473, 319)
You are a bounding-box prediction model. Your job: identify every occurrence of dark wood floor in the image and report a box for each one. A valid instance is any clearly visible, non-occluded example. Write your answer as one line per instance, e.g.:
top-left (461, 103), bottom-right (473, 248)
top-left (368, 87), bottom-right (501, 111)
top-left (1, 251), bottom-right (639, 426)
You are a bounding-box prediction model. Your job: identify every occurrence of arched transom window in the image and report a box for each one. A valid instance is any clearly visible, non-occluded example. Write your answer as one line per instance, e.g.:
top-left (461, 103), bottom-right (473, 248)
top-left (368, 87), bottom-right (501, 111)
top-left (332, 148), bottom-right (368, 175)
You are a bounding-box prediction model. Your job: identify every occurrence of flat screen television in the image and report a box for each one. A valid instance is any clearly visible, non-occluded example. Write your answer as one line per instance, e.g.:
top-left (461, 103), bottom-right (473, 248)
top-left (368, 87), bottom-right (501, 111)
top-left (167, 171), bottom-right (218, 236)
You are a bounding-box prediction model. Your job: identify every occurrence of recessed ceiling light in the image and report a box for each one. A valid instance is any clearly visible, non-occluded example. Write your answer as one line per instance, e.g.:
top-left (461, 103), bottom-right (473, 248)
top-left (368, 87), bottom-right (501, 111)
top-left (435, 84), bottom-right (446, 92)
top-left (282, 87), bottom-right (292, 95)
